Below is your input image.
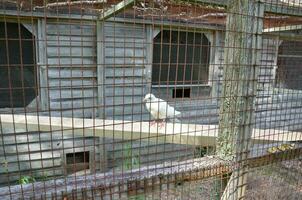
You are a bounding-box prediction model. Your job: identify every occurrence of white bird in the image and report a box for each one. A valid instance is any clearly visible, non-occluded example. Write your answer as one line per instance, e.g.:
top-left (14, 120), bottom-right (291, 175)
top-left (143, 93), bottom-right (181, 127)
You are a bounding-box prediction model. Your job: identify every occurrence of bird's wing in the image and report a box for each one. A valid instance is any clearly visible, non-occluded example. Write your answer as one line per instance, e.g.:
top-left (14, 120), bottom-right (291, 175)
top-left (146, 97), bottom-right (181, 120)
top-left (146, 98), bottom-right (164, 119)
top-left (165, 103), bottom-right (181, 118)
top-left (173, 109), bottom-right (181, 116)
top-left (157, 98), bottom-right (181, 119)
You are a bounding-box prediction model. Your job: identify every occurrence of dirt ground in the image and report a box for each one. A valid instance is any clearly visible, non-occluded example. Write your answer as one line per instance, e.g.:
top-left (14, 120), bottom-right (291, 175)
top-left (245, 159), bottom-right (302, 200)
top-left (127, 159), bottom-right (302, 200)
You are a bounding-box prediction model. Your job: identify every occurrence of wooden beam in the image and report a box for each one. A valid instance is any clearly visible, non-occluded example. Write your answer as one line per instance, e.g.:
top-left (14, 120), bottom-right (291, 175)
top-left (190, 0), bottom-right (227, 7)
top-left (96, 21), bottom-right (105, 118)
top-left (33, 0), bottom-right (107, 9)
top-left (0, 9), bottom-right (98, 21)
top-left (0, 114), bottom-right (301, 146)
top-left (0, 10), bottom-right (225, 31)
top-left (145, 25), bottom-right (154, 94)
top-left (264, 31), bottom-right (302, 41)
top-left (37, 19), bottom-right (49, 110)
top-left (218, 0), bottom-right (264, 199)
top-left (279, 0), bottom-right (302, 7)
top-left (192, 0), bottom-right (302, 17)
top-left (0, 157), bottom-right (229, 199)
top-left (99, 0), bottom-right (135, 20)
top-left (0, 0), bottom-right (135, 22)
top-left (264, 2), bottom-right (302, 17)
top-left (128, 17), bottom-right (224, 31)
top-left (263, 24), bottom-right (302, 32)
top-left (0, 146), bottom-right (301, 199)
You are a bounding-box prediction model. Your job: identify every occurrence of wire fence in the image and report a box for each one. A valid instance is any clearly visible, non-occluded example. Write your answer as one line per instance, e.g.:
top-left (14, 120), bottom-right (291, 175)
top-left (0, 0), bottom-right (301, 199)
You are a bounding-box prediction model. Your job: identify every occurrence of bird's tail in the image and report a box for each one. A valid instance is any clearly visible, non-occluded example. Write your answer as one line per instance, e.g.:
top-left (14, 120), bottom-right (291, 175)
top-left (173, 110), bottom-right (181, 123)
top-left (175, 110), bottom-right (181, 117)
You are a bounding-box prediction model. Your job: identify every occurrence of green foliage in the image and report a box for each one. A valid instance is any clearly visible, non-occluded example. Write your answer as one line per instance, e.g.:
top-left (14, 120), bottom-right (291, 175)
top-left (128, 194), bottom-right (145, 200)
top-left (195, 147), bottom-right (207, 158)
top-left (36, 172), bottom-right (50, 182)
top-left (195, 146), bottom-right (216, 158)
top-left (122, 143), bottom-right (140, 170)
top-left (18, 176), bottom-right (36, 185)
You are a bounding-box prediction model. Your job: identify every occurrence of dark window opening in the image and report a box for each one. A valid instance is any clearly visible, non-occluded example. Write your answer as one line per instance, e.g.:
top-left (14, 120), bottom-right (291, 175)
top-left (152, 30), bottom-right (210, 86)
top-left (172, 88), bottom-right (191, 98)
top-left (276, 40), bottom-right (302, 90)
top-left (66, 151), bottom-right (90, 174)
top-left (0, 22), bottom-right (37, 108)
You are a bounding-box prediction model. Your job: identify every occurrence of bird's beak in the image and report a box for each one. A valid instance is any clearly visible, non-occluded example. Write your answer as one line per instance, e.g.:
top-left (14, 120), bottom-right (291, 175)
top-left (143, 97), bottom-right (147, 102)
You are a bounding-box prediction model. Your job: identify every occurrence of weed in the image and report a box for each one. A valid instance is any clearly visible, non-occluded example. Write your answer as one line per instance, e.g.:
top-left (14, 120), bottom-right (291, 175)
top-left (128, 193), bottom-right (145, 200)
top-left (18, 176), bottom-right (36, 185)
top-left (123, 143), bottom-right (140, 170)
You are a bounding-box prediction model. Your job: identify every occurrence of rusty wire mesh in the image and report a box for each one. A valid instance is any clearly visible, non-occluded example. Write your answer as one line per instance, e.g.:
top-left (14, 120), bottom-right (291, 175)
top-left (0, 0), bottom-right (301, 199)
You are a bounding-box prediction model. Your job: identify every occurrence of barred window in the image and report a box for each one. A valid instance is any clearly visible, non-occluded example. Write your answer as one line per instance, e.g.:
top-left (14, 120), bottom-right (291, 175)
top-left (276, 40), bottom-right (302, 90)
top-left (152, 30), bottom-right (210, 86)
top-left (0, 22), bottom-right (37, 108)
